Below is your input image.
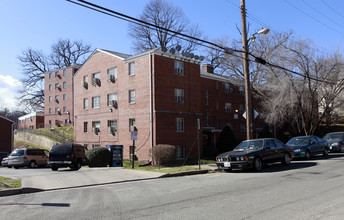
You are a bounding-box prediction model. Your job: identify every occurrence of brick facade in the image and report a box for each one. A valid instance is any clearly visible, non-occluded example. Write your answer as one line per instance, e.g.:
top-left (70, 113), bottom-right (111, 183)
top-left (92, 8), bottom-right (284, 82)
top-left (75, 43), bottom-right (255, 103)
top-left (0, 116), bottom-right (14, 153)
top-left (74, 48), bottom-right (263, 161)
top-left (44, 64), bottom-right (80, 128)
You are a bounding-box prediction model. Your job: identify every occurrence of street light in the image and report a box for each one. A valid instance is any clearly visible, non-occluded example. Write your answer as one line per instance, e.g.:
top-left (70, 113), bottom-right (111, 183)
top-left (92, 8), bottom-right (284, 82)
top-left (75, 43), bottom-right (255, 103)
top-left (241, 0), bottom-right (269, 140)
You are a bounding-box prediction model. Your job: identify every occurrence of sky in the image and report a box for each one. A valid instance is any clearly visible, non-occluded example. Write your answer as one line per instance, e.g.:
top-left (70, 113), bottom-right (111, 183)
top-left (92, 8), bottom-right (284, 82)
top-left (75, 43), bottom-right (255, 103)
top-left (1, 0), bottom-right (344, 111)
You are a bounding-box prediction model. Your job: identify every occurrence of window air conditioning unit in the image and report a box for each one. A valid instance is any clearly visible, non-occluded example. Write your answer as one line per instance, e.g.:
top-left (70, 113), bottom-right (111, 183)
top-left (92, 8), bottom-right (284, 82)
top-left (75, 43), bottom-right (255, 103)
top-left (82, 81), bottom-right (88, 89)
top-left (108, 127), bottom-right (116, 135)
top-left (57, 111), bottom-right (61, 115)
top-left (55, 99), bottom-right (59, 103)
top-left (93, 127), bottom-right (99, 135)
top-left (109, 100), bottom-right (118, 109)
top-left (107, 74), bottom-right (115, 82)
top-left (92, 78), bottom-right (100, 86)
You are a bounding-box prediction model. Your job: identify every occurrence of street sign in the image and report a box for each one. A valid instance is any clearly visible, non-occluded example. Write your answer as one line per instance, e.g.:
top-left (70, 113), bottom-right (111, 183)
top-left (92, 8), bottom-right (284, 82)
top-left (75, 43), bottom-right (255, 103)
top-left (131, 131), bottom-right (137, 141)
top-left (242, 109), bottom-right (259, 119)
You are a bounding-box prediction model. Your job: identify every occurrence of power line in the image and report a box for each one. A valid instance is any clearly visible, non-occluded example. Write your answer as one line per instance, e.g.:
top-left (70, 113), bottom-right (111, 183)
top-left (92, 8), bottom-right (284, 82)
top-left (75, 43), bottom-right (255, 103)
top-left (321, 0), bottom-right (344, 21)
top-left (284, 0), bottom-right (344, 36)
top-left (66, 0), bottom-right (333, 84)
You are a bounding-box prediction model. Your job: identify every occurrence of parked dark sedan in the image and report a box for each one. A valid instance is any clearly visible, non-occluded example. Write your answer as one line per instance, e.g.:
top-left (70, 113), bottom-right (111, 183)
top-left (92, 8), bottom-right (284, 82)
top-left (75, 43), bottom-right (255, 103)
top-left (286, 136), bottom-right (329, 159)
top-left (323, 132), bottom-right (344, 153)
top-left (216, 138), bottom-right (294, 171)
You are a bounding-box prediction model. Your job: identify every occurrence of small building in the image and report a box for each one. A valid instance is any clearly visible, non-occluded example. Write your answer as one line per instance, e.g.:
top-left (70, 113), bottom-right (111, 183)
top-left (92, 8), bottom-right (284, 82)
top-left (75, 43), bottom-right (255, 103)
top-left (44, 64), bottom-right (80, 128)
top-left (0, 116), bottom-right (14, 154)
top-left (18, 112), bottom-right (45, 130)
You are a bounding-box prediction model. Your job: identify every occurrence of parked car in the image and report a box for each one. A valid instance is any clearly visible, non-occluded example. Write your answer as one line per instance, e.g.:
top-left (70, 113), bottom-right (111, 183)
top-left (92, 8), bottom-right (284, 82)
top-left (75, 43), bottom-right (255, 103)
top-left (48, 144), bottom-right (86, 171)
top-left (0, 152), bottom-right (8, 162)
top-left (322, 132), bottom-right (344, 153)
top-left (1, 157), bottom-right (9, 167)
top-left (286, 136), bottom-right (329, 159)
top-left (216, 138), bottom-right (294, 171)
top-left (8, 148), bottom-right (49, 169)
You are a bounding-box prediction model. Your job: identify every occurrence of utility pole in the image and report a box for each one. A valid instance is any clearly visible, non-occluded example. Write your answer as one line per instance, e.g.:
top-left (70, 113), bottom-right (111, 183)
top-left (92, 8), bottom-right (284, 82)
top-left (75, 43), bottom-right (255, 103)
top-left (240, 0), bottom-right (253, 140)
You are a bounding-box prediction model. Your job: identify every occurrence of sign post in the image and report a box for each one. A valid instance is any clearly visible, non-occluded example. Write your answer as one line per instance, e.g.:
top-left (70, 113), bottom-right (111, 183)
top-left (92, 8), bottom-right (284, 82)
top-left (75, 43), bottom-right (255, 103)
top-left (130, 126), bottom-right (137, 169)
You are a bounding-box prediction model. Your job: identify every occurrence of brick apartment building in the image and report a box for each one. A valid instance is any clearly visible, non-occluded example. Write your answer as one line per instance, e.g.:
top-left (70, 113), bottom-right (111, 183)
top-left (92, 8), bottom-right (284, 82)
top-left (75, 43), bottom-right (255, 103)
top-left (44, 64), bottom-right (80, 128)
top-left (0, 116), bottom-right (14, 153)
top-left (74, 48), bottom-right (263, 161)
top-left (18, 112), bottom-right (45, 129)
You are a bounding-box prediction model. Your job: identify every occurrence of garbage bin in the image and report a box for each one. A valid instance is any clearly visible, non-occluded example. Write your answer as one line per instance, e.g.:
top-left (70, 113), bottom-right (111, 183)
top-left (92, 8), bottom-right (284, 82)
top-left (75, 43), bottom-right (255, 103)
top-left (106, 145), bottom-right (123, 167)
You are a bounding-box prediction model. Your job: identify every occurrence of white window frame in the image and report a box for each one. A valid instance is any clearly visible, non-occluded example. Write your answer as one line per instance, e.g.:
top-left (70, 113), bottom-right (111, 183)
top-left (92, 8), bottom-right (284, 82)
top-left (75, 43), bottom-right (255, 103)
top-left (225, 83), bottom-right (233, 94)
top-left (92, 121), bottom-right (101, 134)
top-left (129, 62), bottom-right (135, 76)
top-left (129, 89), bottom-right (135, 104)
top-left (174, 89), bottom-right (184, 103)
top-left (174, 61), bottom-right (184, 76)
top-left (108, 67), bottom-right (117, 81)
top-left (129, 118), bottom-right (136, 131)
top-left (92, 96), bottom-right (100, 109)
top-left (84, 122), bottom-right (88, 133)
top-left (108, 93), bottom-right (118, 106)
top-left (84, 98), bottom-right (88, 110)
top-left (176, 118), bottom-right (184, 132)
top-left (108, 120), bottom-right (118, 134)
top-left (239, 86), bottom-right (245, 95)
top-left (225, 103), bottom-right (233, 113)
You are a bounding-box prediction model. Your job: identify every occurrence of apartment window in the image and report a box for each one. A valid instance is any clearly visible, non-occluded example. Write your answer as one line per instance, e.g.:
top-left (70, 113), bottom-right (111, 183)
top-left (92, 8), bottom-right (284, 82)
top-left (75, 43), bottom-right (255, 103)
top-left (49, 96), bottom-right (52, 103)
top-left (63, 70), bottom-right (66, 76)
top-left (49, 84), bottom-right (52, 91)
top-left (55, 95), bottom-right (59, 103)
top-left (108, 120), bottom-right (117, 134)
top-left (239, 104), bottom-right (245, 114)
top-left (92, 121), bottom-right (101, 134)
top-left (129, 90), bottom-right (135, 104)
top-left (92, 96), bottom-right (100, 109)
top-left (92, 72), bottom-right (100, 86)
top-left (49, 108), bottom-right (52, 114)
top-left (176, 146), bottom-right (185, 160)
top-left (84, 122), bottom-right (88, 133)
top-left (216, 81), bottom-right (219, 90)
top-left (239, 86), bottom-right (245, 95)
top-left (174, 61), bottom-right (184, 76)
top-left (174, 89), bottom-right (184, 103)
top-left (108, 93), bottom-right (117, 106)
top-left (83, 98), bottom-right (88, 110)
top-left (55, 71), bottom-right (59, 78)
top-left (225, 103), bottom-right (233, 113)
top-left (55, 107), bottom-right (60, 114)
top-left (107, 67), bottom-right (117, 82)
top-left (49, 73), bottom-right (52, 79)
top-left (176, 118), bottom-right (184, 132)
top-left (63, 106), bottom-right (66, 113)
top-left (55, 83), bottom-right (60, 90)
top-left (82, 75), bottom-right (88, 89)
top-left (63, 82), bottom-right (67, 89)
top-left (129, 62), bottom-right (135, 76)
top-left (205, 89), bottom-right (208, 106)
top-left (63, 94), bottom-right (67, 100)
top-left (129, 118), bottom-right (136, 131)
top-left (225, 83), bottom-right (233, 94)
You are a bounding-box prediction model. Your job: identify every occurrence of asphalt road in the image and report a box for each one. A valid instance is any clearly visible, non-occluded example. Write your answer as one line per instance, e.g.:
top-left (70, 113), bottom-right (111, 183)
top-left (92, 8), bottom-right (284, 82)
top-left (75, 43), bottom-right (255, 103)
top-left (2, 154), bottom-right (344, 220)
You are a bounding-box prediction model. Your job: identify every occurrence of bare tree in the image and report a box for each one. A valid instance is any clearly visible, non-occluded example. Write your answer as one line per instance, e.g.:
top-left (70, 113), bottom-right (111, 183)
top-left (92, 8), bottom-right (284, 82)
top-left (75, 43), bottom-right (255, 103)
top-left (18, 39), bottom-right (92, 110)
top-left (128, 0), bottom-right (202, 53)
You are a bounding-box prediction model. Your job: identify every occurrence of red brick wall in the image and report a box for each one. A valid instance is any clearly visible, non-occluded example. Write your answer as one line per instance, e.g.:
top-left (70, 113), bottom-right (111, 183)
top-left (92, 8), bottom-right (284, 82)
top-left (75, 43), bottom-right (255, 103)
top-left (44, 66), bottom-right (78, 127)
top-left (18, 115), bottom-right (44, 129)
top-left (0, 117), bottom-right (13, 153)
top-left (74, 50), bottom-right (152, 161)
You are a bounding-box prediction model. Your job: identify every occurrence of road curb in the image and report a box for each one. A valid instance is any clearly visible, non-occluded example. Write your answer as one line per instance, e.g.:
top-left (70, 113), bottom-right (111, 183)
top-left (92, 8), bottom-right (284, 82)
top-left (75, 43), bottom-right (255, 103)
top-left (160, 169), bottom-right (209, 178)
top-left (0, 188), bottom-right (22, 197)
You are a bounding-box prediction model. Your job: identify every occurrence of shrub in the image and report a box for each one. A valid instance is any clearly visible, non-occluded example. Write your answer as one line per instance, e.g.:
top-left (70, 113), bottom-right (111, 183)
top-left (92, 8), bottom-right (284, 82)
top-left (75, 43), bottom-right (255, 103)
top-left (86, 147), bottom-right (111, 167)
top-left (152, 144), bottom-right (175, 165)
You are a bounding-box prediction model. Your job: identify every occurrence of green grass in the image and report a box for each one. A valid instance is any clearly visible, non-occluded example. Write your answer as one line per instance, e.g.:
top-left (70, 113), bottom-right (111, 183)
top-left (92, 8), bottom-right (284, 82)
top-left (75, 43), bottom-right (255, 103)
top-left (14, 140), bottom-right (50, 151)
top-left (0, 177), bottom-right (21, 190)
top-left (122, 159), bottom-right (215, 174)
top-left (30, 126), bottom-right (74, 143)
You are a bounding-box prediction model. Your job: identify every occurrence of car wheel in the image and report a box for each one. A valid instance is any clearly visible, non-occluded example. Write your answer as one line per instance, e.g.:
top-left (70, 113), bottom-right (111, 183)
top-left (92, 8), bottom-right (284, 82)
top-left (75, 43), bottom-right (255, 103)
top-left (73, 160), bottom-right (81, 170)
top-left (340, 145), bottom-right (344, 153)
top-left (29, 160), bottom-right (36, 168)
top-left (51, 165), bottom-right (58, 171)
top-left (7, 166), bottom-right (12, 168)
top-left (305, 150), bottom-right (311, 160)
top-left (323, 148), bottom-right (329, 156)
top-left (282, 153), bottom-right (291, 165)
top-left (253, 157), bottom-right (262, 171)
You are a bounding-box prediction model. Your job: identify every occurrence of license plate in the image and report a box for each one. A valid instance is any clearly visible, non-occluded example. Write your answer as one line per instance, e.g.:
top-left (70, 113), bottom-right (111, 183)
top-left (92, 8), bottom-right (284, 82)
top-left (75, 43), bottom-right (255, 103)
top-left (224, 162), bottom-right (231, 167)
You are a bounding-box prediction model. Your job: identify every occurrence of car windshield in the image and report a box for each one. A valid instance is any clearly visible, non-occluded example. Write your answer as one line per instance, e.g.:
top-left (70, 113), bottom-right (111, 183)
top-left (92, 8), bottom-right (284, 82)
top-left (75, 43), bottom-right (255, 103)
top-left (234, 140), bottom-right (264, 151)
top-left (50, 145), bottom-right (73, 154)
top-left (286, 137), bottom-right (309, 146)
top-left (10, 149), bottom-right (24, 156)
top-left (323, 133), bottom-right (343, 142)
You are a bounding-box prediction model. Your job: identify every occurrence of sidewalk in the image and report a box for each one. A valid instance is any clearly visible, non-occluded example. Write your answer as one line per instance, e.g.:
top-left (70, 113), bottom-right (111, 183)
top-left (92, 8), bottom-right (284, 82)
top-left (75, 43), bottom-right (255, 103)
top-left (0, 164), bottom-right (217, 197)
